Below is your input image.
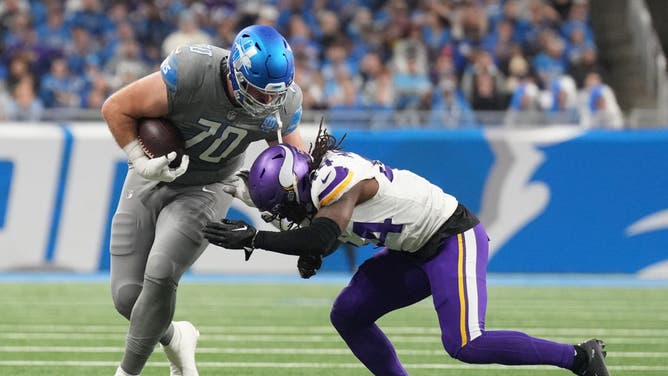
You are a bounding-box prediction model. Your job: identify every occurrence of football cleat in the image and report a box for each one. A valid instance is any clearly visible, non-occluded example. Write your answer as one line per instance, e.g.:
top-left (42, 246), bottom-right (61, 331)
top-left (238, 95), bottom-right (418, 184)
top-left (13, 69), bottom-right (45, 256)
top-left (162, 321), bottom-right (200, 376)
top-left (574, 338), bottom-right (610, 376)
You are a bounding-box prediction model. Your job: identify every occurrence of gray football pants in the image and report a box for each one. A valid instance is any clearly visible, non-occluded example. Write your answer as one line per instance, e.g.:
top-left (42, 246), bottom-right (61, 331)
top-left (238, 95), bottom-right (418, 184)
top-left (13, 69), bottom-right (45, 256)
top-left (110, 170), bottom-right (232, 373)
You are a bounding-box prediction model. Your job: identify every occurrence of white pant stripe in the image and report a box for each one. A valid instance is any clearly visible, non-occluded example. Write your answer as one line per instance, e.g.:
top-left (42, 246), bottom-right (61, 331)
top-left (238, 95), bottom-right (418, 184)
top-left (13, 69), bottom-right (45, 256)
top-left (464, 228), bottom-right (482, 341)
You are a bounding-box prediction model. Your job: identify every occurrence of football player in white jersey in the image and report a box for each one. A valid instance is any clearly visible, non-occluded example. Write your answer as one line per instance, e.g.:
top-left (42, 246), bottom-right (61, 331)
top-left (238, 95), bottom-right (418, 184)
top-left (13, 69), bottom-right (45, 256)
top-left (101, 25), bottom-right (306, 376)
top-left (203, 127), bottom-right (610, 376)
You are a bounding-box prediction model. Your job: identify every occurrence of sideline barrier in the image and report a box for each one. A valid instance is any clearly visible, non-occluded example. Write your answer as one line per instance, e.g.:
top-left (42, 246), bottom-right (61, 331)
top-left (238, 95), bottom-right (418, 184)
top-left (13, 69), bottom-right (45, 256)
top-left (0, 124), bottom-right (666, 276)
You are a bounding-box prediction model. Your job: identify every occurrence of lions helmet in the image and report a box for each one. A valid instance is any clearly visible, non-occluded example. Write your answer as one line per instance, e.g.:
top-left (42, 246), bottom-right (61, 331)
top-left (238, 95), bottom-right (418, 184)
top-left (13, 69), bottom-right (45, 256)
top-left (248, 144), bottom-right (314, 223)
top-left (228, 25), bottom-right (294, 117)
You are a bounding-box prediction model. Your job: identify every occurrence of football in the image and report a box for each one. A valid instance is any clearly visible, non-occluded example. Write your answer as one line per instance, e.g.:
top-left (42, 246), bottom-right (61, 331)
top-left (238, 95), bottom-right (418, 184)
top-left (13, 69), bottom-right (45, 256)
top-left (136, 117), bottom-right (185, 168)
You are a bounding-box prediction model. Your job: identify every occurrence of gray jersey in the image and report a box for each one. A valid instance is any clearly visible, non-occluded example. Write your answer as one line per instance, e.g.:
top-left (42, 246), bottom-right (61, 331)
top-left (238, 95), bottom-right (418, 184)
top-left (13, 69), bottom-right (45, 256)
top-left (159, 44), bottom-right (303, 185)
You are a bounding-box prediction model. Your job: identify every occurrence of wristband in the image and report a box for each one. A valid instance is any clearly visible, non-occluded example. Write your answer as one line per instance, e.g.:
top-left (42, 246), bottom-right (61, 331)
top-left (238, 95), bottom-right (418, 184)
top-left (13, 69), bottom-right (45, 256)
top-left (122, 139), bottom-right (145, 161)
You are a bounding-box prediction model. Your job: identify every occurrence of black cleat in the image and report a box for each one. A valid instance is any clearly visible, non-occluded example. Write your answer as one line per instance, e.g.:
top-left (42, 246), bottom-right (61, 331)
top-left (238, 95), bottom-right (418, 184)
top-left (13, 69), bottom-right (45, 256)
top-left (574, 339), bottom-right (610, 376)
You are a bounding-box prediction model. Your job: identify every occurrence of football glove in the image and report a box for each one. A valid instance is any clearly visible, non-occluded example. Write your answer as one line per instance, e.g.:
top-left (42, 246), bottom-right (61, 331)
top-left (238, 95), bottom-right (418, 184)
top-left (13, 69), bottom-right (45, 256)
top-left (204, 218), bottom-right (256, 250)
top-left (222, 170), bottom-right (255, 207)
top-left (297, 254), bottom-right (322, 279)
top-left (123, 139), bottom-right (189, 182)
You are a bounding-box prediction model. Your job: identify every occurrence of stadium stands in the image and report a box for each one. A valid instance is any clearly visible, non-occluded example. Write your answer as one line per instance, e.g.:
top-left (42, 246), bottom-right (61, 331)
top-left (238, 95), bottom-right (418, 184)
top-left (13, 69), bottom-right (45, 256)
top-left (0, 0), bottom-right (627, 127)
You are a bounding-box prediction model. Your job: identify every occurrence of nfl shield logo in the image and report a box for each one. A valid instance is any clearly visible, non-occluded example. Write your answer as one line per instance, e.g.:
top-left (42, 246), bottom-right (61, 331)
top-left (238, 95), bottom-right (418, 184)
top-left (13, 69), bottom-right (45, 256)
top-left (227, 110), bottom-right (237, 121)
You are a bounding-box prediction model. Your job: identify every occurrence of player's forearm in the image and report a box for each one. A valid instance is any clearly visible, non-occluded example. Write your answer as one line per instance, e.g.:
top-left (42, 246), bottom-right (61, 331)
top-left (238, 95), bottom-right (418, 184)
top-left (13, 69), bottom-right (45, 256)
top-left (253, 217), bottom-right (341, 257)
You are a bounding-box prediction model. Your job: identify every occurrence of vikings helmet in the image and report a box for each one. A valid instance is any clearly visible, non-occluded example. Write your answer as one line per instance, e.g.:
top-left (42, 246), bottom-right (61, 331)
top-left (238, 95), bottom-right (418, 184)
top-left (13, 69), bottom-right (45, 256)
top-left (248, 144), bottom-right (314, 223)
top-left (228, 25), bottom-right (294, 117)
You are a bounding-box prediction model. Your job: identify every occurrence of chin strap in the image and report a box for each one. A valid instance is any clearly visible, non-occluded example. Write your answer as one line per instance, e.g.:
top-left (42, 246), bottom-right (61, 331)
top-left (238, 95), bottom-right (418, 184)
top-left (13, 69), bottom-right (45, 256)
top-left (275, 111), bottom-right (283, 143)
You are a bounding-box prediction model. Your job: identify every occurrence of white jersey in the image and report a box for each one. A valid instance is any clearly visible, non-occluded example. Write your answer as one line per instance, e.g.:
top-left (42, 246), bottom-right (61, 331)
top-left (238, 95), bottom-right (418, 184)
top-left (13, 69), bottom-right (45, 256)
top-left (310, 151), bottom-right (459, 253)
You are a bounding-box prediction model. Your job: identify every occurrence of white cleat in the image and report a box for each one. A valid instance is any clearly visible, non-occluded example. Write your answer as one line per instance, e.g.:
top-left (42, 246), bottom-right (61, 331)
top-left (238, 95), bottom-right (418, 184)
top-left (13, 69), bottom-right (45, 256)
top-left (162, 321), bottom-right (200, 376)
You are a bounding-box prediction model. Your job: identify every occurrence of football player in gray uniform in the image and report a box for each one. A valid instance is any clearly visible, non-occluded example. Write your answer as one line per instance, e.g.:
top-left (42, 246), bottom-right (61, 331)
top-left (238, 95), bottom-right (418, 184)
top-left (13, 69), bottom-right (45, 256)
top-left (101, 25), bottom-right (306, 376)
top-left (203, 127), bottom-right (611, 376)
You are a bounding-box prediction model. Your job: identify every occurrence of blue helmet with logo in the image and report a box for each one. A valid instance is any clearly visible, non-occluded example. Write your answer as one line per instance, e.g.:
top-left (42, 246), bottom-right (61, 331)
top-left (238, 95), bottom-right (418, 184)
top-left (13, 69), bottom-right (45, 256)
top-left (228, 25), bottom-right (294, 117)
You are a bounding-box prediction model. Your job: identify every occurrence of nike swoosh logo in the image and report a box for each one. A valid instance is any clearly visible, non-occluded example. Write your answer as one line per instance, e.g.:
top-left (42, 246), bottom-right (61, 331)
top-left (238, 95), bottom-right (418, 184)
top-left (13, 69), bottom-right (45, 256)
top-left (231, 226), bottom-right (248, 231)
top-left (202, 186), bottom-right (215, 193)
top-left (321, 172), bottom-right (332, 183)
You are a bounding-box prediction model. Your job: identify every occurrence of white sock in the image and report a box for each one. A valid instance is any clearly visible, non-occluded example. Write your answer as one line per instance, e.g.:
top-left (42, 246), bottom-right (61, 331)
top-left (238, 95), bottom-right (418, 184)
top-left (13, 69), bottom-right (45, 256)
top-left (166, 322), bottom-right (181, 348)
top-left (115, 366), bottom-right (139, 376)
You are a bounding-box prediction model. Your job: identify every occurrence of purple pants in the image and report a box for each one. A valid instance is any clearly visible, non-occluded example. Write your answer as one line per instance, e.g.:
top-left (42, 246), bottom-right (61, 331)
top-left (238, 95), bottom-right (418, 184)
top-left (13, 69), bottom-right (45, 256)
top-left (330, 223), bottom-right (574, 375)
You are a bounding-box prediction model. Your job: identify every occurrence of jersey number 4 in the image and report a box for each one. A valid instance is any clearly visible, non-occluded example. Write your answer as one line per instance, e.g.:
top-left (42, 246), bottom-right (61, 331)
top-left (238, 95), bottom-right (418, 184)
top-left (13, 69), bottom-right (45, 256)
top-left (352, 218), bottom-right (403, 246)
top-left (185, 118), bottom-right (248, 163)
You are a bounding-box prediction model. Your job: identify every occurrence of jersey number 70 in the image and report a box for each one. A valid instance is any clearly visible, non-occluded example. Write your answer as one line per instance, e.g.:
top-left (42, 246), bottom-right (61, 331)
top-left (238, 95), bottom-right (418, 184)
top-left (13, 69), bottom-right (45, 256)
top-left (185, 118), bottom-right (248, 163)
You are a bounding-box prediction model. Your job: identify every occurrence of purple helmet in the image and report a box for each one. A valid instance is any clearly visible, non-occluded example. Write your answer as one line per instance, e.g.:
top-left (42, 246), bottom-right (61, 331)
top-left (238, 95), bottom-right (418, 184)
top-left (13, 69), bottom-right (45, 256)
top-left (248, 144), bottom-right (314, 223)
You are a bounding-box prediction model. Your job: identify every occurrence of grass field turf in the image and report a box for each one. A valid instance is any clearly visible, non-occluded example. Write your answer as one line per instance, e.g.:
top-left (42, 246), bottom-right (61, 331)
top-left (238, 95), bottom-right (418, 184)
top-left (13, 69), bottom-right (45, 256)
top-left (1, 281), bottom-right (667, 375)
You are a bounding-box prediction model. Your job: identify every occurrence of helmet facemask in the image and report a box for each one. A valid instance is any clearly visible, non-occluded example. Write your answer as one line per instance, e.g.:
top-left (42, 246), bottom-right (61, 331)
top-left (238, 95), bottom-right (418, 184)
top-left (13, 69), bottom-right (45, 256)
top-left (230, 65), bottom-right (289, 117)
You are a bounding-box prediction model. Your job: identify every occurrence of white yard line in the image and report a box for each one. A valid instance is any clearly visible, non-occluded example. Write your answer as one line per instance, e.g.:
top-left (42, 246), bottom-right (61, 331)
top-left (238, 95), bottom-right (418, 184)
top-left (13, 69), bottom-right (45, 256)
top-left (1, 332), bottom-right (667, 345)
top-left (0, 346), bottom-right (666, 358)
top-left (1, 324), bottom-right (668, 337)
top-left (0, 360), bottom-right (665, 372)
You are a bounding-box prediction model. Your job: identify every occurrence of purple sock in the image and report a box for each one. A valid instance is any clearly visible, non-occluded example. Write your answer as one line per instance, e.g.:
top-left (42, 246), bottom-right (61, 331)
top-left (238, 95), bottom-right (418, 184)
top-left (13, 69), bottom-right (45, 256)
top-left (456, 330), bottom-right (575, 368)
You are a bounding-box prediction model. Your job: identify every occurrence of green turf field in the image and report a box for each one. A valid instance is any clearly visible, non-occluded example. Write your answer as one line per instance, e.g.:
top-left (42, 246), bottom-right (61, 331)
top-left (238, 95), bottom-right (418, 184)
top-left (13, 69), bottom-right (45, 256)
top-left (1, 281), bottom-right (666, 375)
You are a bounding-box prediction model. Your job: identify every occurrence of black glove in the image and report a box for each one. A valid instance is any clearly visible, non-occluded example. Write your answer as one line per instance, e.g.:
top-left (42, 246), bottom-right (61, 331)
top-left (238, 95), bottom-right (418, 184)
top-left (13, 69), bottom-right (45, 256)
top-left (297, 254), bottom-right (322, 279)
top-left (203, 219), bottom-right (256, 250)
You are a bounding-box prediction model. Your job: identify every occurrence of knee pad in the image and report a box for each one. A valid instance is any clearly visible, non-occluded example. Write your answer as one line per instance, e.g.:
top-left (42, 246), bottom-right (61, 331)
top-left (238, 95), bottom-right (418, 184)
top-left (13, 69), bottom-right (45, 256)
top-left (112, 282), bottom-right (142, 320)
top-left (144, 252), bottom-right (180, 288)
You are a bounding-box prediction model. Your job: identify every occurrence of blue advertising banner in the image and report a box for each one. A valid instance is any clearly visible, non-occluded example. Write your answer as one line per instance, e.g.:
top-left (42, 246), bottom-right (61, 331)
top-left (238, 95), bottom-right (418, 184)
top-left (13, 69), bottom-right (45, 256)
top-left (323, 127), bottom-right (668, 275)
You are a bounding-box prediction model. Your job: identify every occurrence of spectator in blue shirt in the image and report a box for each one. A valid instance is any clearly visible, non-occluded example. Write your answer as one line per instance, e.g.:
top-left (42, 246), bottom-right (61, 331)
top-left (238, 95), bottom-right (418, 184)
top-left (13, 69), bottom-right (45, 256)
top-left (422, 12), bottom-right (452, 59)
top-left (65, 0), bottom-right (115, 42)
top-left (560, 1), bottom-right (594, 43)
top-left (564, 24), bottom-right (595, 69)
top-left (533, 31), bottom-right (567, 87)
top-left (64, 26), bottom-right (101, 76)
top-left (39, 57), bottom-right (85, 108)
top-left (36, 5), bottom-right (70, 54)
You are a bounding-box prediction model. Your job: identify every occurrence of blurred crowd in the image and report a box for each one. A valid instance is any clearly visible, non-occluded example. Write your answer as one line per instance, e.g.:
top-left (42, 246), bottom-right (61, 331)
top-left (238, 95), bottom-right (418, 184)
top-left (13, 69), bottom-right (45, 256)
top-left (0, 0), bottom-right (623, 127)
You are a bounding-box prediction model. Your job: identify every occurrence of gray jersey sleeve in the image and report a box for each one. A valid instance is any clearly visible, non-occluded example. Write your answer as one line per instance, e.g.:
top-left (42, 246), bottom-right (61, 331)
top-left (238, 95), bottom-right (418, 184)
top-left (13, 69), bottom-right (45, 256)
top-left (160, 44), bottom-right (217, 115)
